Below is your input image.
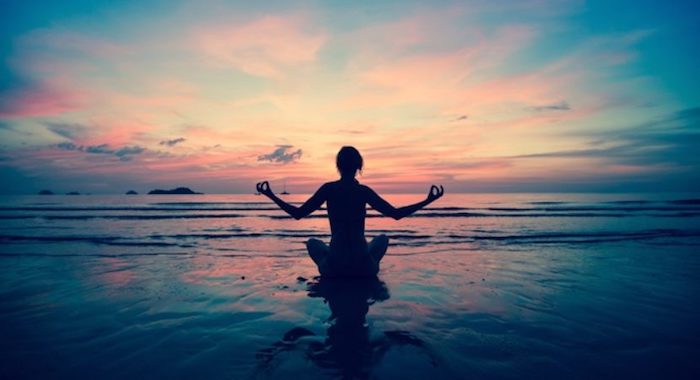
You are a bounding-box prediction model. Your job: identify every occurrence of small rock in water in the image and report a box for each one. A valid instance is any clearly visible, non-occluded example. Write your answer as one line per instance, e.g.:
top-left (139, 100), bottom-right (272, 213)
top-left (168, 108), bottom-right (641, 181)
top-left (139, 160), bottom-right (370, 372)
top-left (296, 276), bottom-right (307, 282)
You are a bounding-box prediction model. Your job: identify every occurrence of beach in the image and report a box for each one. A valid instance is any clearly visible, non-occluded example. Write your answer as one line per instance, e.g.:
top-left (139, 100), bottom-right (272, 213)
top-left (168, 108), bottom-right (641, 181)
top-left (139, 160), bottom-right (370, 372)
top-left (1, 193), bottom-right (699, 379)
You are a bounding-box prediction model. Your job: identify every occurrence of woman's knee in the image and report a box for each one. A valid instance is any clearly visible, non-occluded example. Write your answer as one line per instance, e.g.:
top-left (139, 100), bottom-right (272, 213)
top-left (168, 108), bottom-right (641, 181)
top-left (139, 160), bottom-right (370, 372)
top-left (372, 234), bottom-right (389, 248)
top-left (369, 234), bottom-right (389, 263)
top-left (306, 239), bottom-right (329, 256)
top-left (306, 238), bottom-right (322, 248)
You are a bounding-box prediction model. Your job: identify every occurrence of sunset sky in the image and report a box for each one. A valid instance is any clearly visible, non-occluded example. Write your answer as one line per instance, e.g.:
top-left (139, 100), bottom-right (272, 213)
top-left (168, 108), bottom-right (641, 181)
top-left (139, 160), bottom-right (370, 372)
top-left (1, 0), bottom-right (698, 194)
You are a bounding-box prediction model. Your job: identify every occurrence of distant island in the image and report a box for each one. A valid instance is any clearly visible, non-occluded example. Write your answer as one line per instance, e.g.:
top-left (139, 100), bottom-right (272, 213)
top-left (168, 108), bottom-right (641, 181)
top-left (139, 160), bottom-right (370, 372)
top-left (126, 190), bottom-right (138, 195)
top-left (147, 187), bottom-right (202, 195)
top-left (38, 190), bottom-right (54, 195)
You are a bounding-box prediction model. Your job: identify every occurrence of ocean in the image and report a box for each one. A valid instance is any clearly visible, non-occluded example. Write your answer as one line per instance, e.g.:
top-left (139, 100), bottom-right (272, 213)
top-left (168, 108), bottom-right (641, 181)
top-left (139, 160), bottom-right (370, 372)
top-left (1, 193), bottom-right (699, 379)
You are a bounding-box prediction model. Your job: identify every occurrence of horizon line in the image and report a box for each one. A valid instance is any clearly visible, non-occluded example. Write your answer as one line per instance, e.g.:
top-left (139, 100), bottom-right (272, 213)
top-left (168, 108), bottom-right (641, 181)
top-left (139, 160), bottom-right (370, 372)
top-left (3, 191), bottom-right (700, 196)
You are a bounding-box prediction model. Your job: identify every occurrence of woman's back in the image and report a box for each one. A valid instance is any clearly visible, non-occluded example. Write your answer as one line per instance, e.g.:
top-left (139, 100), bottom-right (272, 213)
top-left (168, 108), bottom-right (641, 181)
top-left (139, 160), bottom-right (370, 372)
top-left (324, 179), bottom-right (369, 259)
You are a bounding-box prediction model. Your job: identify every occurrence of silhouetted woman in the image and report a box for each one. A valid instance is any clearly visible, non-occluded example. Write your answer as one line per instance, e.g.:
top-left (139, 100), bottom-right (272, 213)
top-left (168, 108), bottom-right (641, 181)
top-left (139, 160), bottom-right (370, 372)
top-left (256, 146), bottom-right (444, 276)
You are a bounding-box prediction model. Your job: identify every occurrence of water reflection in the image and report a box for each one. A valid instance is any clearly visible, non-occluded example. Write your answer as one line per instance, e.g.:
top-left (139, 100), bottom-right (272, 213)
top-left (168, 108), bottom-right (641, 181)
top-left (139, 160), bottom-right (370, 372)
top-left (256, 277), bottom-right (438, 379)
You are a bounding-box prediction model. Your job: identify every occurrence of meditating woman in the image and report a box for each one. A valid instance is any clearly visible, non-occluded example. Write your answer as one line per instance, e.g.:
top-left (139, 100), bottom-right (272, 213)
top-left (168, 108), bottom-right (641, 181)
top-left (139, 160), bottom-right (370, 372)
top-left (256, 146), bottom-right (444, 276)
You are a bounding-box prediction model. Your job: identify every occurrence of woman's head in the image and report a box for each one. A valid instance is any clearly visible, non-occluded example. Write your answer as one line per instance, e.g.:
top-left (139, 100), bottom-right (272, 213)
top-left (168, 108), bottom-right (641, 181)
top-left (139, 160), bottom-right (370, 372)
top-left (336, 146), bottom-right (363, 177)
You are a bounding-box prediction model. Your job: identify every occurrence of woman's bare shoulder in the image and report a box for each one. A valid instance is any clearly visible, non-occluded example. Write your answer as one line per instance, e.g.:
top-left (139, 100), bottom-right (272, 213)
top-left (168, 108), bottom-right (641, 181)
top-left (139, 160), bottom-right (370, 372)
top-left (318, 181), bottom-right (339, 194)
top-left (358, 183), bottom-right (374, 192)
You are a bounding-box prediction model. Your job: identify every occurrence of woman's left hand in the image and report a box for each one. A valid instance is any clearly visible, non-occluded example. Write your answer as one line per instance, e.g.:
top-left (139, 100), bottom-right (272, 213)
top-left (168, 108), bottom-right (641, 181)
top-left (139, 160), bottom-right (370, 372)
top-left (426, 185), bottom-right (444, 202)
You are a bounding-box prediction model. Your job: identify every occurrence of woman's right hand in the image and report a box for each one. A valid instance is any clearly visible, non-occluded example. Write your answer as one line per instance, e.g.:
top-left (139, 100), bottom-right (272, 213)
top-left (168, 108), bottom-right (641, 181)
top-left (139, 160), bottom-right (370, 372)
top-left (256, 181), bottom-right (273, 197)
top-left (426, 185), bottom-right (444, 202)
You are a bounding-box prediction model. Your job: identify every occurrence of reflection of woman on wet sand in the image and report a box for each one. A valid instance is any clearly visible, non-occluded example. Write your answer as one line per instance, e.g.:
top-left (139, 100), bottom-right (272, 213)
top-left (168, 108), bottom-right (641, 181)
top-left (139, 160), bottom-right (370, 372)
top-left (256, 278), bottom-right (438, 378)
top-left (256, 146), bottom-right (444, 276)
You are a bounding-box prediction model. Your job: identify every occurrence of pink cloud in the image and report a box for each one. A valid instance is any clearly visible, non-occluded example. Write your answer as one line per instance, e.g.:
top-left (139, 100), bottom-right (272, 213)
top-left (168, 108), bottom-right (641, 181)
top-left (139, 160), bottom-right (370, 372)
top-left (191, 15), bottom-right (327, 77)
top-left (0, 81), bottom-right (88, 118)
top-left (338, 21), bottom-right (538, 111)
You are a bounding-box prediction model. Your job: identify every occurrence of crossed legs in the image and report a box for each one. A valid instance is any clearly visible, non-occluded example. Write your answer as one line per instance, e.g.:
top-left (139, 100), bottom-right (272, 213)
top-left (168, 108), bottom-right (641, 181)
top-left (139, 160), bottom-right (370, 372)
top-left (306, 234), bottom-right (389, 276)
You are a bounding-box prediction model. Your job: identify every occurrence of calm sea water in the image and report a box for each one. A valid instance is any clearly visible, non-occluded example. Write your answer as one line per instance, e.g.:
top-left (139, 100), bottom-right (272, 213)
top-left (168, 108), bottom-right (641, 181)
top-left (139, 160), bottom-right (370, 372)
top-left (1, 193), bottom-right (699, 379)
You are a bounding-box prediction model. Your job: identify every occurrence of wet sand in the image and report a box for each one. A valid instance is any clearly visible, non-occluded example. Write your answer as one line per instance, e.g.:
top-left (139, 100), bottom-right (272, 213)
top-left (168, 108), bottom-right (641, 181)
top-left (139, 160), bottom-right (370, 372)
top-left (2, 243), bottom-right (699, 379)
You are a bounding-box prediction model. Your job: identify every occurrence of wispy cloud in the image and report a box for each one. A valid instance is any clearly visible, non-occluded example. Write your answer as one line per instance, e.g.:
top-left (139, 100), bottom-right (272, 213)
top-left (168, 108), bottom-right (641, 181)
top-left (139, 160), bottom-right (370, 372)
top-left (84, 144), bottom-right (113, 154)
top-left (45, 122), bottom-right (88, 140)
top-left (159, 137), bottom-right (186, 147)
top-left (508, 107), bottom-right (700, 180)
top-left (55, 142), bottom-right (146, 161)
top-left (257, 145), bottom-right (303, 164)
top-left (114, 146), bottom-right (145, 158)
top-left (528, 101), bottom-right (571, 112)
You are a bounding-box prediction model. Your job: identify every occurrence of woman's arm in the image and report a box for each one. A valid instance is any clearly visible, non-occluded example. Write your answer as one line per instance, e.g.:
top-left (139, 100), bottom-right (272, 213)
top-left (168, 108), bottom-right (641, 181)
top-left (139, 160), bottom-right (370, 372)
top-left (256, 181), bottom-right (327, 220)
top-left (365, 185), bottom-right (444, 220)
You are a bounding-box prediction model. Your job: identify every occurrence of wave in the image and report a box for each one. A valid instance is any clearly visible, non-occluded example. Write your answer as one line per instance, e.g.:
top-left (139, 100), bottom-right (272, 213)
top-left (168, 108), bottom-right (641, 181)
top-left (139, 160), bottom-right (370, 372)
top-left (0, 206), bottom-right (281, 211)
top-left (0, 214), bottom-right (246, 220)
top-left (463, 229), bottom-right (700, 242)
top-left (668, 199), bottom-right (700, 205)
top-left (152, 201), bottom-right (271, 205)
top-left (0, 251), bottom-right (310, 259)
top-left (196, 227), bottom-right (417, 234)
top-left (0, 235), bottom-right (192, 247)
top-left (2, 229), bottom-right (697, 247)
top-left (0, 252), bottom-right (193, 258)
top-left (526, 199), bottom-right (700, 206)
top-left (6, 203), bottom-right (698, 211)
top-left (146, 198), bottom-right (700, 207)
top-left (385, 229), bottom-right (700, 247)
top-left (270, 211), bottom-right (700, 219)
top-left (0, 232), bottom-right (430, 244)
top-left (485, 206), bottom-right (700, 212)
top-left (604, 200), bottom-right (653, 204)
top-left (0, 205), bottom-right (515, 212)
top-left (2, 210), bottom-right (699, 220)
top-left (175, 232), bottom-right (430, 240)
top-left (3, 199), bottom-right (699, 218)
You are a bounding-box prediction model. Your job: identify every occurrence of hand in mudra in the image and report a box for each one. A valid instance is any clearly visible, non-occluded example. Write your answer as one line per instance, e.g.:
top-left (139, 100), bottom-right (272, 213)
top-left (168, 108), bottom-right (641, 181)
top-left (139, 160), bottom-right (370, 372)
top-left (256, 181), bottom-right (273, 197)
top-left (426, 185), bottom-right (444, 202)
